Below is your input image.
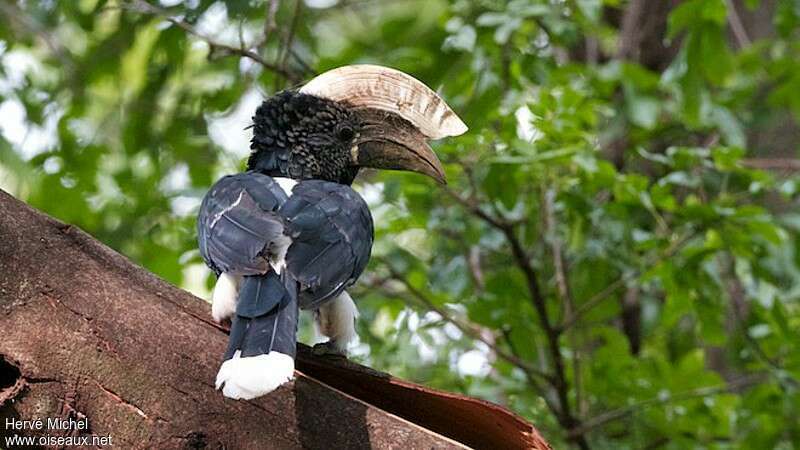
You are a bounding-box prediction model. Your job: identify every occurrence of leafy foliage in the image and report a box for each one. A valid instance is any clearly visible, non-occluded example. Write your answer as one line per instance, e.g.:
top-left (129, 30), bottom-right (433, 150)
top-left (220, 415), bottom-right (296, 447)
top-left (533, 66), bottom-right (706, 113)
top-left (2, 0), bottom-right (799, 448)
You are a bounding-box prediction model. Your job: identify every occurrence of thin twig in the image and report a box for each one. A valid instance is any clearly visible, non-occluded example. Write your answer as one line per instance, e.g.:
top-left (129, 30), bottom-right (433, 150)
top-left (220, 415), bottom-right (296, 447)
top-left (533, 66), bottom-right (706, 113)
top-left (500, 326), bottom-right (563, 417)
top-left (742, 158), bottom-right (800, 171)
top-left (467, 246), bottom-right (485, 292)
top-left (568, 373), bottom-right (766, 437)
top-left (559, 231), bottom-right (698, 332)
top-left (125, 0), bottom-right (300, 82)
top-left (278, 0), bottom-right (303, 84)
top-left (544, 188), bottom-right (575, 313)
top-left (726, 0), bottom-right (751, 48)
top-left (261, 0), bottom-right (280, 50)
top-left (442, 186), bottom-right (510, 231)
top-left (0, 1), bottom-right (73, 70)
top-left (544, 187), bottom-right (586, 418)
top-left (289, 48), bottom-right (316, 76)
top-left (720, 252), bottom-right (799, 387)
top-left (376, 259), bottom-right (554, 383)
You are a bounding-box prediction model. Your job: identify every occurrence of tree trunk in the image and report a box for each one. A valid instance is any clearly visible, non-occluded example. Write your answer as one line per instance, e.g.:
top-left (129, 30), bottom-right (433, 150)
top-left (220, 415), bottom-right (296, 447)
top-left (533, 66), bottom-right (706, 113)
top-left (0, 189), bottom-right (549, 450)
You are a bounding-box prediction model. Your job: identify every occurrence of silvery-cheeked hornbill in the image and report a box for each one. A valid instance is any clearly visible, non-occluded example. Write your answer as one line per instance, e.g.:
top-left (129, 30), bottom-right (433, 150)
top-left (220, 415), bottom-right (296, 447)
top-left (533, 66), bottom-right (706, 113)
top-left (197, 65), bottom-right (466, 399)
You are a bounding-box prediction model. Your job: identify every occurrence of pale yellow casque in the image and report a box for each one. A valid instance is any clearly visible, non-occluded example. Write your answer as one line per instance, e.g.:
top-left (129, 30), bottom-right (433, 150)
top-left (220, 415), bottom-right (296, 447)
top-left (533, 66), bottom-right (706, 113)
top-left (299, 64), bottom-right (468, 140)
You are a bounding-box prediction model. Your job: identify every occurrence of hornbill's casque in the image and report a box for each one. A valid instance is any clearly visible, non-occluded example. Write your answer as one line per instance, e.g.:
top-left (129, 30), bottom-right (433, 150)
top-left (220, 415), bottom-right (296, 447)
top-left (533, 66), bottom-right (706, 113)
top-left (197, 65), bottom-right (466, 399)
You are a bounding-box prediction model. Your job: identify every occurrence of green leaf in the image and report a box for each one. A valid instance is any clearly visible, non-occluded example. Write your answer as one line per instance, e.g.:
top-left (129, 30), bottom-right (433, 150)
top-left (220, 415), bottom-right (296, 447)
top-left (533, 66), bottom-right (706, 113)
top-left (443, 22), bottom-right (476, 52)
top-left (626, 95), bottom-right (660, 129)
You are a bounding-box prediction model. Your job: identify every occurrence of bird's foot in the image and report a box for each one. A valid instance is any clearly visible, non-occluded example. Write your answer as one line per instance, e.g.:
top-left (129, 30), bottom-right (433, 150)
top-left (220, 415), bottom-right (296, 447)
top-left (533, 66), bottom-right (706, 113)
top-left (312, 340), bottom-right (348, 357)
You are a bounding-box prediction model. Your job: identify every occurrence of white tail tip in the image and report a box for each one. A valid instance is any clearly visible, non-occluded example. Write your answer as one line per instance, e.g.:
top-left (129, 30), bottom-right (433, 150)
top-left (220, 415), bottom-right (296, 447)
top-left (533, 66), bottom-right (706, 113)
top-left (215, 351), bottom-right (295, 400)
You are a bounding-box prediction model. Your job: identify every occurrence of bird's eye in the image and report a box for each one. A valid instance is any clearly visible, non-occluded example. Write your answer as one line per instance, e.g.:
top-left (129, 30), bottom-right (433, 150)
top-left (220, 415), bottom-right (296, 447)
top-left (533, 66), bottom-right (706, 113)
top-left (337, 126), bottom-right (355, 141)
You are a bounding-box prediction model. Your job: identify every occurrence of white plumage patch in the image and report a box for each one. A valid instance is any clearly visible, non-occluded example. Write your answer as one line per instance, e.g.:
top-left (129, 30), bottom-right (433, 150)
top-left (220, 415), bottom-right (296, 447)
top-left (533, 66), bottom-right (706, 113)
top-left (215, 350), bottom-right (295, 400)
top-left (274, 177), bottom-right (297, 197)
top-left (264, 177), bottom-right (296, 275)
top-left (211, 273), bottom-right (241, 323)
top-left (315, 291), bottom-right (359, 354)
top-left (267, 233), bottom-right (292, 275)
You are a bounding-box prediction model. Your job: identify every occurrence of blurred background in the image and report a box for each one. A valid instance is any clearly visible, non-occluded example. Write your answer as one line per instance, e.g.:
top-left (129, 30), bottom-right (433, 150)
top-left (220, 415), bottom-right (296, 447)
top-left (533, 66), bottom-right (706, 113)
top-left (1, 0), bottom-right (799, 448)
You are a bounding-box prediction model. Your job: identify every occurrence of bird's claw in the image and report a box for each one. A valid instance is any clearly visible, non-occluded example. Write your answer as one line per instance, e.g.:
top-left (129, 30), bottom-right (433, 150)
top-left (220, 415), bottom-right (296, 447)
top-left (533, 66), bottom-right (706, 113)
top-left (312, 341), bottom-right (347, 357)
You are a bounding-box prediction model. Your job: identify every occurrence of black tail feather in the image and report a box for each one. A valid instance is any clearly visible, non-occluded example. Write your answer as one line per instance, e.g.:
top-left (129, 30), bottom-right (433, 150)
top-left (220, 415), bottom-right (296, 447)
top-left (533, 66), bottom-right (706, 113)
top-left (224, 271), bottom-right (298, 360)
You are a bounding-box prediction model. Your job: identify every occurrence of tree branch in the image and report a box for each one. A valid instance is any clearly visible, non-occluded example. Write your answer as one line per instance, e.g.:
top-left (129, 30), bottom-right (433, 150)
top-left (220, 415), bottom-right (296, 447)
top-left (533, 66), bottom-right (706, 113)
top-left (441, 186), bottom-right (589, 449)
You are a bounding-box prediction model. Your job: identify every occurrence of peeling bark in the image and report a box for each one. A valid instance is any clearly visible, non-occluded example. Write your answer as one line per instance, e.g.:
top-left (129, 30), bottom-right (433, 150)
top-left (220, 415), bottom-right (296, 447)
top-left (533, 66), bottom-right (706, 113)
top-left (0, 189), bottom-right (549, 450)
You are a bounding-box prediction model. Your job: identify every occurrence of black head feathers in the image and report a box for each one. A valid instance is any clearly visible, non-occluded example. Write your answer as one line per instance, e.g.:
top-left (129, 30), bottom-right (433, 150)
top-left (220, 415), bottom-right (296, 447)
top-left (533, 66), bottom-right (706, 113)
top-left (248, 91), bottom-right (361, 185)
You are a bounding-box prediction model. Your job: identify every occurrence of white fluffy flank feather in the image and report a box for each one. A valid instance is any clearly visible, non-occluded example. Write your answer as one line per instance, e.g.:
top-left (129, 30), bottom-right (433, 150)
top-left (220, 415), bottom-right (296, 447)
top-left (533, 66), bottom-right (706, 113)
top-left (315, 291), bottom-right (359, 354)
top-left (215, 350), bottom-right (295, 400)
top-left (211, 273), bottom-right (240, 323)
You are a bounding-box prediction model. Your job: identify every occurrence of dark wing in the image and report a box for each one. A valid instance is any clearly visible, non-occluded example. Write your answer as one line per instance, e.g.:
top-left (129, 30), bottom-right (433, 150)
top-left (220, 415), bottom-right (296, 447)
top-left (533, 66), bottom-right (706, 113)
top-left (280, 180), bottom-right (374, 309)
top-left (197, 172), bottom-right (289, 276)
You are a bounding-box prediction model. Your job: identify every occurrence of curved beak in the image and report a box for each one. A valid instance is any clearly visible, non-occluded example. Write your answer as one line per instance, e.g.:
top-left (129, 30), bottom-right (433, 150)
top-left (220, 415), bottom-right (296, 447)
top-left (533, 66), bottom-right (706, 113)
top-left (353, 108), bottom-right (447, 184)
